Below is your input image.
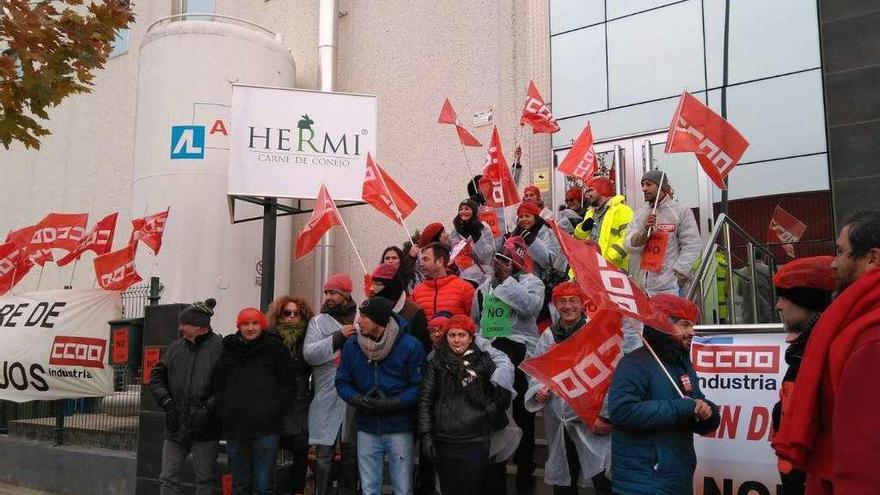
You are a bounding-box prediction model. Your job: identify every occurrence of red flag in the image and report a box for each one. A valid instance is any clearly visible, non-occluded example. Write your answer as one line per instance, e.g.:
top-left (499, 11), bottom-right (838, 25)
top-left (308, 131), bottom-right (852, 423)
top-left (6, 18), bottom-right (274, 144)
top-left (56, 213), bottom-right (119, 267)
top-left (665, 91), bottom-right (749, 189)
top-left (129, 208), bottom-right (169, 255)
top-left (520, 310), bottom-right (623, 425)
top-left (520, 80), bottom-right (560, 134)
top-left (0, 241), bottom-right (34, 295)
top-left (26, 213), bottom-right (89, 258)
top-left (362, 154), bottom-right (418, 224)
top-left (93, 242), bottom-right (142, 290)
top-left (768, 206), bottom-right (807, 259)
top-left (479, 127), bottom-right (521, 208)
top-left (5, 225), bottom-right (53, 267)
top-left (438, 98), bottom-right (482, 147)
top-left (551, 220), bottom-right (676, 334)
top-left (557, 123), bottom-right (597, 181)
top-left (296, 184), bottom-right (343, 260)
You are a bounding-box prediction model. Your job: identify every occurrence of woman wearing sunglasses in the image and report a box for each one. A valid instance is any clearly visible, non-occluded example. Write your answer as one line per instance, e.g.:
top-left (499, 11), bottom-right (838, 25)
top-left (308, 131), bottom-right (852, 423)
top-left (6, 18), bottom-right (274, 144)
top-left (267, 296), bottom-right (316, 495)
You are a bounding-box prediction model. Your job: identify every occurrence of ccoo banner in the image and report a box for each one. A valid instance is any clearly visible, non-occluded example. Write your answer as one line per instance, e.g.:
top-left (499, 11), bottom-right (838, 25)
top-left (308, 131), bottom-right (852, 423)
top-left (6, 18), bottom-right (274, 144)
top-left (229, 84), bottom-right (378, 202)
top-left (691, 331), bottom-right (788, 495)
top-left (0, 289), bottom-right (121, 402)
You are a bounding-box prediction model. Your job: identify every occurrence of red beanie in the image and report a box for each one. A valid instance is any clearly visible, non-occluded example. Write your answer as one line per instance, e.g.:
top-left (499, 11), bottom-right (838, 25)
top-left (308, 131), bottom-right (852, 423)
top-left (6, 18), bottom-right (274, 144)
top-left (418, 222), bottom-right (445, 248)
top-left (371, 263), bottom-right (398, 281)
top-left (565, 187), bottom-right (584, 201)
top-left (587, 177), bottom-right (614, 197)
top-left (502, 236), bottom-right (531, 272)
top-left (516, 201), bottom-right (542, 218)
top-left (773, 256), bottom-right (835, 291)
top-left (524, 185), bottom-right (541, 197)
top-left (324, 273), bottom-right (353, 295)
top-left (652, 294), bottom-right (700, 322)
top-left (444, 314), bottom-right (477, 335)
top-left (552, 281), bottom-right (583, 302)
top-left (236, 307), bottom-right (268, 330)
top-left (428, 315), bottom-right (450, 330)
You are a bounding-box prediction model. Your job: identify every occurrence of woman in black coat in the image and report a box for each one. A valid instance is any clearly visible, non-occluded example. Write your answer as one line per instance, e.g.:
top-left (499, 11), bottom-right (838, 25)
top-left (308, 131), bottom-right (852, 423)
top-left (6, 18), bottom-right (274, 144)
top-left (418, 315), bottom-right (511, 495)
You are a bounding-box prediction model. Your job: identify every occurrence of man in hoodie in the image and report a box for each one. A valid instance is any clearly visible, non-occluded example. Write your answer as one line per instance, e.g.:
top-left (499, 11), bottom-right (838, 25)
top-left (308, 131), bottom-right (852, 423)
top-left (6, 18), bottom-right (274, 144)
top-left (412, 243), bottom-right (475, 319)
top-left (303, 274), bottom-right (359, 495)
top-left (335, 297), bottom-right (426, 495)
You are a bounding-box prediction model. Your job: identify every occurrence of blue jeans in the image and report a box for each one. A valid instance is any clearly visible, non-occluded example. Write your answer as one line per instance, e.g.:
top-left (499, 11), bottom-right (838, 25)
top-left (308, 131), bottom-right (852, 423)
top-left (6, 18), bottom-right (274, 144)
top-left (226, 434), bottom-right (280, 495)
top-left (357, 431), bottom-right (414, 495)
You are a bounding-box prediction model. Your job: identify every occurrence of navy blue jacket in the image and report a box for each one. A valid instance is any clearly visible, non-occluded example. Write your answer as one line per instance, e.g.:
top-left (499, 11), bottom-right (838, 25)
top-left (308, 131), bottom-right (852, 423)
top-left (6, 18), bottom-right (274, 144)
top-left (608, 340), bottom-right (720, 495)
top-left (334, 318), bottom-right (425, 435)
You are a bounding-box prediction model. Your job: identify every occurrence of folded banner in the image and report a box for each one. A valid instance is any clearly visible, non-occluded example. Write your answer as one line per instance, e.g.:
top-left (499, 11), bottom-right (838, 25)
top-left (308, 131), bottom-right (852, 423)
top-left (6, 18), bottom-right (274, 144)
top-left (129, 208), bottom-right (170, 255)
top-left (0, 241), bottom-right (33, 295)
top-left (296, 184), bottom-right (343, 260)
top-left (56, 212), bottom-right (118, 267)
top-left (438, 98), bottom-right (482, 147)
top-left (0, 288), bottom-right (120, 402)
top-left (768, 206), bottom-right (806, 259)
top-left (520, 80), bottom-right (560, 134)
top-left (26, 212), bottom-right (90, 257)
top-left (5, 225), bottom-right (52, 267)
top-left (520, 310), bottom-right (623, 425)
top-left (362, 153), bottom-right (417, 224)
top-left (479, 127), bottom-right (521, 208)
top-left (93, 242), bottom-right (142, 290)
top-left (557, 122), bottom-right (597, 181)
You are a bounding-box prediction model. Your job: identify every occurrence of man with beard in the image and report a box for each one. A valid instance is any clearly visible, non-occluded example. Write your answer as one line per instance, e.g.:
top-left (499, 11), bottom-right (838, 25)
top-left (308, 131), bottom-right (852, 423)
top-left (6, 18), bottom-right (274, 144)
top-left (303, 274), bottom-right (359, 495)
top-left (773, 211), bottom-right (880, 495)
top-left (573, 176), bottom-right (633, 271)
top-left (768, 256), bottom-right (835, 495)
top-left (608, 294), bottom-right (720, 495)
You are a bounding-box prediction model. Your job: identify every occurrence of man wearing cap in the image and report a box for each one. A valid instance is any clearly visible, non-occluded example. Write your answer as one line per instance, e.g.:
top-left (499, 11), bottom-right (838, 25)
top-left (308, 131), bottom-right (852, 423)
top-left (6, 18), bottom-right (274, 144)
top-left (625, 170), bottom-right (702, 296)
top-left (149, 298), bottom-right (223, 495)
top-left (768, 256), bottom-right (835, 495)
top-left (573, 176), bottom-right (633, 272)
top-left (303, 274), bottom-right (359, 495)
top-left (773, 211), bottom-right (880, 495)
top-left (370, 263), bottom-right (430, 353)
top-left (472, 236), bottom-right (545, 490)
top-left (412, 243), bottom-right (475, 319)
top-left (608, 294), bottom-right (720, 495)
top-left (525, 282), bottom-right (612, 495)
top-left (336, 296), bottom-right (426, 495)
top-left (564, 186), bottom-right (587, 218)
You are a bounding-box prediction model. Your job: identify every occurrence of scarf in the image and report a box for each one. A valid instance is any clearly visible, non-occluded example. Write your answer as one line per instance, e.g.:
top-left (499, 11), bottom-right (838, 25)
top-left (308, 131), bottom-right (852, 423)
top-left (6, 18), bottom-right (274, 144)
top-left (276, 321), bottom-right (307, 351)
top-left (772, 268), bottom-right (880, 471)
top-left (438, 342), bottom-right (478, 381)
top-left (551, 315), bottom-right (587, 344)
top-left (513, 214), bottom-right (546, 246)
top-left (783, 311), bottom-right (821, 380)
top-left (357, 316), bottom-right (400, 362)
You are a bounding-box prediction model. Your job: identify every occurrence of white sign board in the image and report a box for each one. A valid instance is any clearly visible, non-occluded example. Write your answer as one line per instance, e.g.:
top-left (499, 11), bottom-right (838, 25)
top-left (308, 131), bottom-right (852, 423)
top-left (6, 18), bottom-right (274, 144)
top-left (229, 85), bottom-right (377, 201)
top-left (692, 332), bottom-right (788, 495)
top-left (0, 289), bottom-right (120, 402)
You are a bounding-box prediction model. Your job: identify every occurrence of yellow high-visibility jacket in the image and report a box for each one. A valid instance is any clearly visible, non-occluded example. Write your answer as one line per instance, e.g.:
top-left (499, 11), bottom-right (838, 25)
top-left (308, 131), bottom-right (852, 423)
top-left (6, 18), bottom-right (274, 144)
top-left (573, 195), bottom-right (633, 271)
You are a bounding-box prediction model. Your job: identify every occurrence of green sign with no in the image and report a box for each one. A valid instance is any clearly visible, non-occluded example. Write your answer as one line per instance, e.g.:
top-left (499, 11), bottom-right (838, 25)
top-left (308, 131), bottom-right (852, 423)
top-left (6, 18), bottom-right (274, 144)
top-left (481, 294), bottom-right (512, 338)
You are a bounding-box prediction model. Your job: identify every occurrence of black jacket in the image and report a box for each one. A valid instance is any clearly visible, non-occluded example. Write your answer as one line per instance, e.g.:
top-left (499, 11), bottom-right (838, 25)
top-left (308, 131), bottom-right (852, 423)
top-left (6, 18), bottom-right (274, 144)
top-left (149, 330), bottom-right (223, 442)
top-left (214, 331), bottom-right (295, 439)
top-left (272, 324), bottom-right (313, 438)
top-left (418, 344), bottom-right (510, 444)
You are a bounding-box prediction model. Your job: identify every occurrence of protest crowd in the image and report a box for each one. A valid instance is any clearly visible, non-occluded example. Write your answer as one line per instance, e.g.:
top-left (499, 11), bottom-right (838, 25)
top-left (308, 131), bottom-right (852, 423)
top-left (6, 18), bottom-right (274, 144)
top-left (143, 89), bottom-right (880, 495)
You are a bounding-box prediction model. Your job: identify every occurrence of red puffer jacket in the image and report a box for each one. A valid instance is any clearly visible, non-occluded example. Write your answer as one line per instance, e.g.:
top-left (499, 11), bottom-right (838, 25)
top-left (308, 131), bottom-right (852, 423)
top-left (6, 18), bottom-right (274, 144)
top-left (411, 274), bottom-right (475, 319)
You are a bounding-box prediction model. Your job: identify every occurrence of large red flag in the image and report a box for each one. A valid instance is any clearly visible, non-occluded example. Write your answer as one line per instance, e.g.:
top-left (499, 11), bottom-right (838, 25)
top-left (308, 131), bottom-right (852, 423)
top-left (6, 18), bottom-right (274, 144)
top-left (520, 80), bottom-right (560, 134)
top-left (0, 241), bottom-right (33, 295)
top-left (26, 213), bottom-right (89, 258)
top-left (56, 213), bottom-right (119, 267)
top-left (479, 127), bottom-right (521, 208)
top-left (520, 310), bottom-right (623, 425)
top-left (362, 154), bottom-right (418, 225)
top-left (557, 123), bottom-right (597, 181)
top-left (768, 206), bottom-right (807, 259)
top-left (5, 225), bottom-right (53, 267)
top-left (551, 220), bottom-right (676, 334)
top-left (438, 98), bottom-right (482, 147)
top-left (93, 242), bottom-right (142, 290)
top-left (129, 208), bottom-right (169, 255)
top-left (296, 184), bottom-right (343, 260)
top-left (665, 91), bottom-right (749, 190)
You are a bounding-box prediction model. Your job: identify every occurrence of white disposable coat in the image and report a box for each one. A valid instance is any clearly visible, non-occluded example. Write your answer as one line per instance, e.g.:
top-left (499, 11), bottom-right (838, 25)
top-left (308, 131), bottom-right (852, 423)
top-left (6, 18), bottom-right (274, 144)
top-left (303, 313), bottom-right (355, 446)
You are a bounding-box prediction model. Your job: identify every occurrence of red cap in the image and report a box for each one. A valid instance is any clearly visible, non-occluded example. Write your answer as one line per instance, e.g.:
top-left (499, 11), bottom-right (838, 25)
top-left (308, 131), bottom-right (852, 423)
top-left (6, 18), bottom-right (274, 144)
top-left (652, 294), bottom-right (700, 322)
top-left (551, 281), bottom-right (583, 302)
top-left (502, 235), bottom-right (531, 272)
top-left (773, 256), bottom-right (836, 291)
top-left (371, 263), bottom-right (398, 281)
top-left (418, 222), bottom-right (445, 248)
top-left (324, 273), bottom-right (353, 295)
top-left (587, 177), bottom-right (614, 197)
top-left (444, 314), bottom-right (477, 335)
top-left (236, 307), bottom-right (268, 330)
top-left (428, 315), bottom-right (450, 330)
top-left (516, 201), bottom-right (542, 218)
top-left (565, 187), bottom-right (584, 201)
top-left (524, 185), bottom-right (541, 197)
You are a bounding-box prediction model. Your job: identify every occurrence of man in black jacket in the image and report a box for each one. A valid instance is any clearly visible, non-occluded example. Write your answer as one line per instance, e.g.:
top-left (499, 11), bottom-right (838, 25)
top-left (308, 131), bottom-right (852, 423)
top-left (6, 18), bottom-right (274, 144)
top-left (149, 298), bottom-right (223, 495)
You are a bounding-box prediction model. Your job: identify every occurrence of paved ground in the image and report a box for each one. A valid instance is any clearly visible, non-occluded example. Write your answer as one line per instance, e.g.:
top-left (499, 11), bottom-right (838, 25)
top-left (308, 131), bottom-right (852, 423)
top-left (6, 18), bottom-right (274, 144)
top-left (0, 483), bottom-right (58, 495)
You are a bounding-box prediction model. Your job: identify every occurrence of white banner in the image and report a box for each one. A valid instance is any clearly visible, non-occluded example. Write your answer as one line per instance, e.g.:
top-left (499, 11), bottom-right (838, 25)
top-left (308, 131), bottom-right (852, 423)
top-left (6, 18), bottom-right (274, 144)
top-left (692, 332), bottom-right (788, 495)
top-left (229, 84), bottom-right (377, 201)
top-left (0, 289), bottom-right (121, 402)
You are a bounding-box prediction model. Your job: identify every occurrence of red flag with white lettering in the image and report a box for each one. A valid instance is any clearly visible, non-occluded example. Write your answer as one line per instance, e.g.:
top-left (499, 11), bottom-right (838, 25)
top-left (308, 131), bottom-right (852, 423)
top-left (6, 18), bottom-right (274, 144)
top-left (5, 225), bottom-right (53, 267)
top-left (551, 220), bottom-right (676, 334)
top-left (557, 123), bottom-right (597, 181)
top-left (520, 81), bottom-right (560, 134)
top-left (362, 154), bottom-right (418, 224)
top-left (129, 208), bottom-right (169, 255)
top-left (296, 184), bottom-right (343, 260)
top-left (665, 91), bottom-right (749, 190)
top-left (56, 213), bottom-right (119, 267)
top-left (479, 127), bottom-right (521, 208)
top-left (0, 241), bottom-right (33, 295)
top-left (93, 242), bottom-right (142, 290)
top-left (438, 98), bottom-right (482, 147)
top-left (768, 206), bottom-right (806, 259)
top-left (520, 310), bottom-right (623, 425)
top-left (26, 213), bottom-right (89, 258)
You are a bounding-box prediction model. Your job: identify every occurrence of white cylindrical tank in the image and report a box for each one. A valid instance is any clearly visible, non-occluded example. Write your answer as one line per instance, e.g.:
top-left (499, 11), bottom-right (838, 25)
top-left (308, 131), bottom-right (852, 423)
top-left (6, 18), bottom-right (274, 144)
top-left (132, 17), bottom-right (295, 332)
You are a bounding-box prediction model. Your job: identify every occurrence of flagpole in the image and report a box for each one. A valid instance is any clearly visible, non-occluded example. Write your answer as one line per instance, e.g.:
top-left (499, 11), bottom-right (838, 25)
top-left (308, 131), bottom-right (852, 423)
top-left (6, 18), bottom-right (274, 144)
top-left (337, 215), bottom-right (368, 276)
top-left (36, 265), bottom-right (44, 291)
top-left (458, 141), bottom-right (479, 198)
top-left (644, 170), bottom-right (667, 289)
top-left (374, 164), bottom-right (415, 244)
top-left (68, 259), bottom-right (78, 288)
top-left (639, 333), bottom-right (686, 399)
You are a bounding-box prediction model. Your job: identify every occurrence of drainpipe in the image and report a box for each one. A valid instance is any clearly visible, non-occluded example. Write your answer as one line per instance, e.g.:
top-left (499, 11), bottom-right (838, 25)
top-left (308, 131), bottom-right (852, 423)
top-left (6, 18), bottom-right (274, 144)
top-left (313, 0), bottom-right (338, 309)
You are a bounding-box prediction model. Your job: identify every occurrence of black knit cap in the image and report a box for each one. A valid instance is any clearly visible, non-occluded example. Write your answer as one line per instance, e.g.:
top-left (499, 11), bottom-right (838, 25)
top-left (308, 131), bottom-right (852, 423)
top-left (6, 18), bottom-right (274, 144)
top-left (359, 296), bottom-right (394, 327)
top-left (178, 298), bottom-right (217, 327)
top-left (776, 287), bottom-right (832, 312)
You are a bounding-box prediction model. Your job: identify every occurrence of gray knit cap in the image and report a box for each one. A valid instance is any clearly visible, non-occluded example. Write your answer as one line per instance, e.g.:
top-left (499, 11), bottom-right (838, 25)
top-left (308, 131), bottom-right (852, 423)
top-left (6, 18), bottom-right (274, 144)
top-left (178, 298), bottom-right (216, 327)
top-left (641, 169), bottom-right (668, 188)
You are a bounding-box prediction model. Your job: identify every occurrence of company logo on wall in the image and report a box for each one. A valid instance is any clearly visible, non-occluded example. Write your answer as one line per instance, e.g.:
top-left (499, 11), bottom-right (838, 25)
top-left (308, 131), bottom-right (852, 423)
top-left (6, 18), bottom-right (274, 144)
top-left (170, 102), bottom-right (231, 160)
top-left (170, 125), bottom-right (205, 159)
top-left (245, 113), bottom-right (365, 165)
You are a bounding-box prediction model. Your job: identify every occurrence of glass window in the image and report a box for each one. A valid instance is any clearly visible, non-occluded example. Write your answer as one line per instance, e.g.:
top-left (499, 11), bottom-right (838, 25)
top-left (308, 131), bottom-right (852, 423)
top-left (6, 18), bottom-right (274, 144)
top-left (715, 154), bottom-right (830, 201)
top-left (606, 0), bottom-right (705, 107)
top-left (551, 25), bottom-right (608, 118)
top-left (550, 0), bottom-right (604, 35)
top-left (555, 94), bottom-right (683, 148)
top-left (607, 0), bottom-right (684, 20)
top-left (109, 28), bottom-right (129, 58)
top-left (175, 0), bottom-right (214, 19)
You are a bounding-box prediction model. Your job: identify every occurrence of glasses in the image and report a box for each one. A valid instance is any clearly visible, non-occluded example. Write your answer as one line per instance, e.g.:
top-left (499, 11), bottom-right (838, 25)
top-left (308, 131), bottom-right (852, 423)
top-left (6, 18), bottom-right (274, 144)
top-left (282, 309), bottom-right (301, 318)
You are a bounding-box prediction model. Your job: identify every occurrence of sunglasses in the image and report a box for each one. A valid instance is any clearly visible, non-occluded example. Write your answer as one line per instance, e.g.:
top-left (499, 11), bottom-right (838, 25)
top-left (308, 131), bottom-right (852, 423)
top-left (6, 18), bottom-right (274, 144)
top-left (282, 309), bottom-right (301, 318)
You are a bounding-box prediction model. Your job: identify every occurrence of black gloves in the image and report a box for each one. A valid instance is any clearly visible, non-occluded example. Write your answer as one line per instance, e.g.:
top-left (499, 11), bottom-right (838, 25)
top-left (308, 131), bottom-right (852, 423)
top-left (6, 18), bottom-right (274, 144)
top-left (189, 403), bottom-right (212, 433)
top-left (159, 395), bottom-right (174, 412)
top-left (370, 397), bottom-right (402, 414)
top-left (421, 434), bottom-right (437, 462)
top-left (351, 394), bottom-right (380, 415)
